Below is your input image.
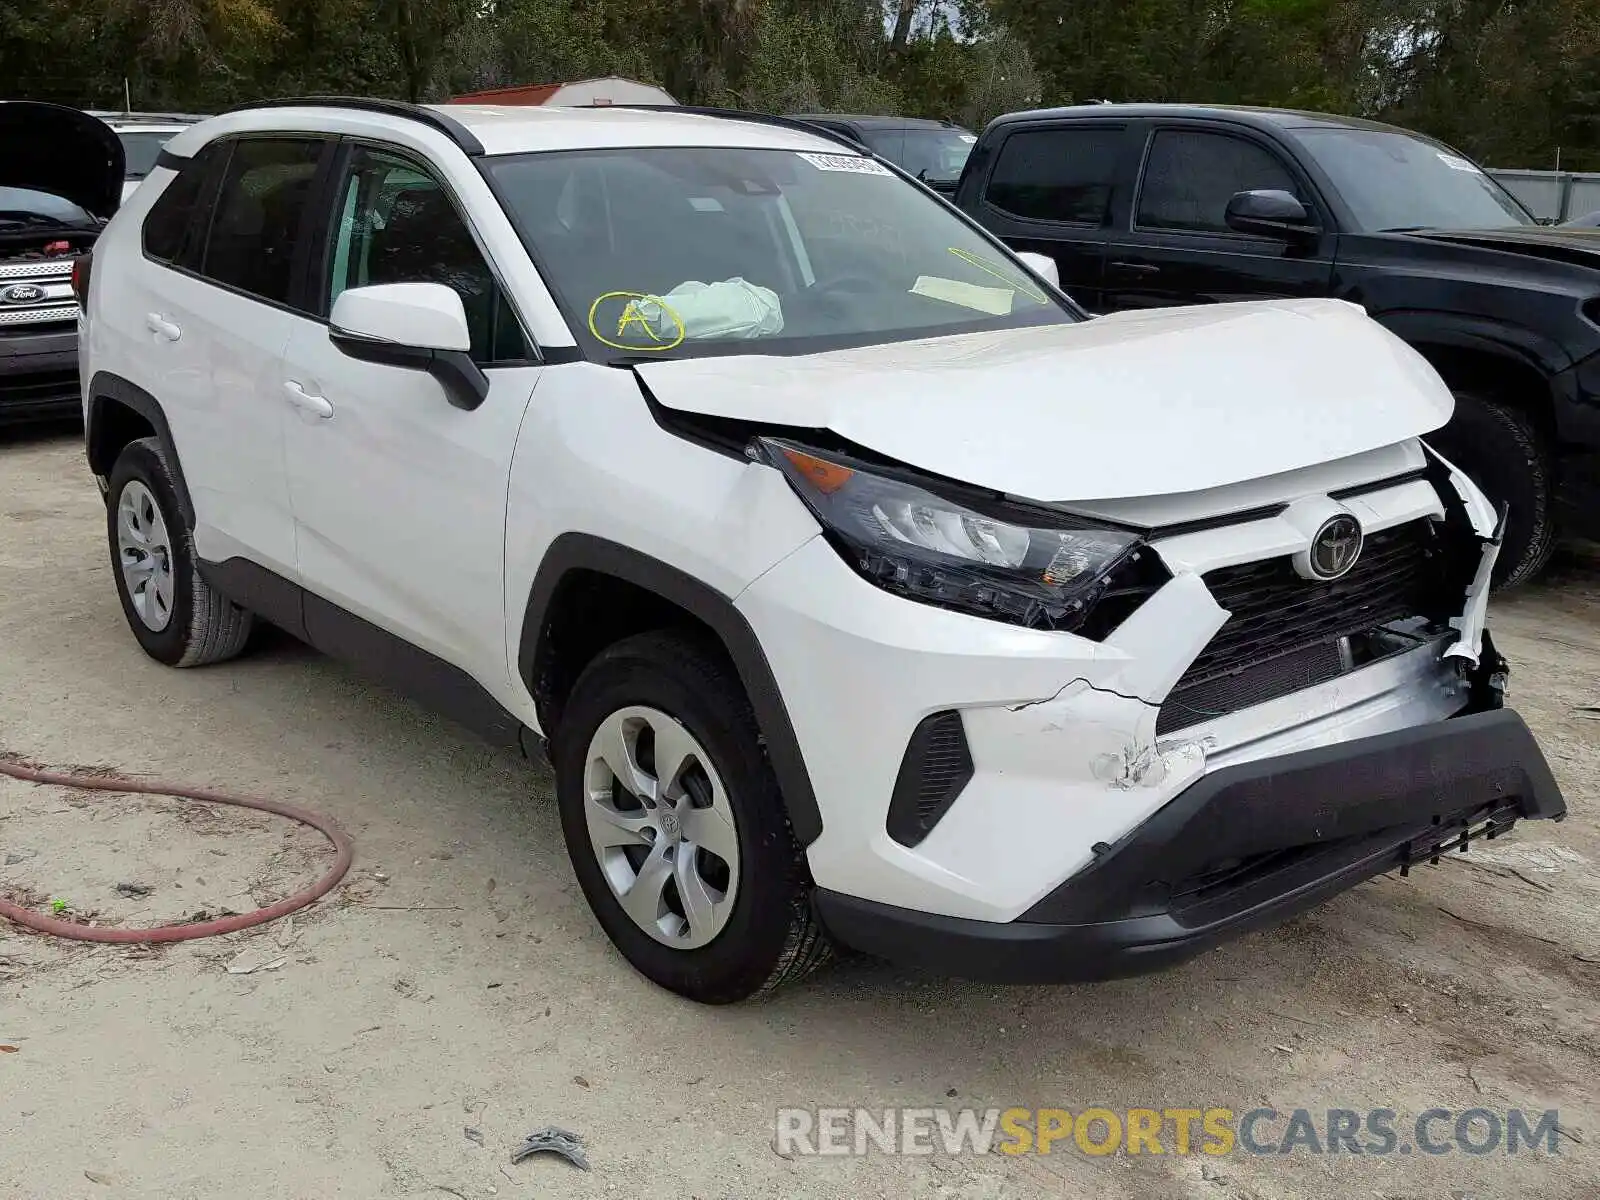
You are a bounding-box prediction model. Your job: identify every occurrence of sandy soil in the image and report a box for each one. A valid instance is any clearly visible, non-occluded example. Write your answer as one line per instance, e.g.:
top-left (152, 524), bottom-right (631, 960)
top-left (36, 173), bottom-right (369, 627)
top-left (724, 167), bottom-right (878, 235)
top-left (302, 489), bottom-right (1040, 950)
top-left (2, 426), bottom-right (1597, 1200)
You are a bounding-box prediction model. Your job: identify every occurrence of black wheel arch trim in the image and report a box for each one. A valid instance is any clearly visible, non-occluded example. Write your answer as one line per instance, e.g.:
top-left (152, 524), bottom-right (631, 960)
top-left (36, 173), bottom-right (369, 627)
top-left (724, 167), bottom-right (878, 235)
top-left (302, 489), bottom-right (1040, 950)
top-left (1371, 310), bottom-right (1569, 379)
top-left (85, 372), bottom-right (195, 526)
top-left (519, 533), bottom-right (824, 845)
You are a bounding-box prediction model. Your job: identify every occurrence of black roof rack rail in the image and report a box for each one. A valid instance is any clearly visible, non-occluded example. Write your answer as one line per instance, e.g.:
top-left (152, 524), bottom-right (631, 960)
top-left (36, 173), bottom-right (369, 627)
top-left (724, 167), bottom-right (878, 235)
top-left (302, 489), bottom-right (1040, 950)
top-left (219, 96), bottom-right (486, 156)
top-left (586, 103), bottom-right (870, 154)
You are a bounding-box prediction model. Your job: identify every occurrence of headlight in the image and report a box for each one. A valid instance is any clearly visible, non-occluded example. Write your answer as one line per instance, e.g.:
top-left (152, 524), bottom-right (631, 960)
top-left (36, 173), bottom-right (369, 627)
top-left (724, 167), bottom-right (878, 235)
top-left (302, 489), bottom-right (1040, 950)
top-left (757, 437), bottom-right (1155, 635)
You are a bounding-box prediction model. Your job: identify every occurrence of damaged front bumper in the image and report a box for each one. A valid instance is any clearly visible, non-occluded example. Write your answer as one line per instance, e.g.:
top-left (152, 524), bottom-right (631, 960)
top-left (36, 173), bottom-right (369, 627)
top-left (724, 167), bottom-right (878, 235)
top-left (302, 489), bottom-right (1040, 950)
top-left (739, 447), bottom-right (1559, 967)
top-left (814, 705), bottom-right (1566, 983)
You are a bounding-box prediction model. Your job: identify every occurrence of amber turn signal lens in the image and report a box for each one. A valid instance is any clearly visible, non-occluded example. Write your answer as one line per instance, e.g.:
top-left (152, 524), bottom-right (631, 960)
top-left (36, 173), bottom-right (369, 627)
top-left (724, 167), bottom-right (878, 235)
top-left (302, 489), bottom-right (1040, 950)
top-left (780, 446), bottom-right (854, 495)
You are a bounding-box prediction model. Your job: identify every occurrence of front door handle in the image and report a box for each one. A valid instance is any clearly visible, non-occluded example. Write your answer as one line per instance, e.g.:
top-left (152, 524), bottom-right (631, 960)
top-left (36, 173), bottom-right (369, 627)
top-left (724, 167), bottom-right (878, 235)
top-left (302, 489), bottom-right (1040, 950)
top-left (145, 312), bottom-right (181, 342)
top-left (1108, 261), bottom-right (1161, 277)
top-left (283, 381), bottom-right (334, 419)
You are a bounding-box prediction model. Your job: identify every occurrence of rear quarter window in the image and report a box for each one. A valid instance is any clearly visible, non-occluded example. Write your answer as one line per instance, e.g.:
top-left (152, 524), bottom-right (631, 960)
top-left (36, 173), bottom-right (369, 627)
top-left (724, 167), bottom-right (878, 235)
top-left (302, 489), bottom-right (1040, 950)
top-left (141, 141), bottom-right (228, 266)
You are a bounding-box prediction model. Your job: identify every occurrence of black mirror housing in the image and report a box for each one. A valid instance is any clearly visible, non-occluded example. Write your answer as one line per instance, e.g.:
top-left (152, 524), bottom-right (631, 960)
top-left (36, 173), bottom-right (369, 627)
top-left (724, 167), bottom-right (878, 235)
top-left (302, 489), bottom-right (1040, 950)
top-left (1225, 189), bottom-right (1317, 239)
top-left (329, 329), bottom-right (490, 412)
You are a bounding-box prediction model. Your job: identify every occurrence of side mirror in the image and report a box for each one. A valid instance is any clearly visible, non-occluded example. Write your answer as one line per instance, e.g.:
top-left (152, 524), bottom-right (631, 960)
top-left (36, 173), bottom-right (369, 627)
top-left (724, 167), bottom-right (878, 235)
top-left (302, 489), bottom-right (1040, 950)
top-left (1224, 189), bottom-right (1317, 240)
top-left (329, 282), bottom-right (488, 412)
top-left (1016, 251), bottom-right (1060, 289)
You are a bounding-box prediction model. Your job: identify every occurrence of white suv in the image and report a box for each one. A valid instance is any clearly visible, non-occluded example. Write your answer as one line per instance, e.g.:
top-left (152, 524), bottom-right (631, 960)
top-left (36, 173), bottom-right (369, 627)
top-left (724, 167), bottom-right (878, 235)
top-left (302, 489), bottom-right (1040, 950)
top-left (77, 98), bottom-right (1566, 1003)
top-left (87, 111), bottom-right (207, 202)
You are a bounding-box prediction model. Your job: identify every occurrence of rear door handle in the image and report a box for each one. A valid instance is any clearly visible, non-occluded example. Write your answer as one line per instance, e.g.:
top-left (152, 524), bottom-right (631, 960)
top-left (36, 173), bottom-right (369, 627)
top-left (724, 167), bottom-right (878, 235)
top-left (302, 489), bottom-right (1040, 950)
top-left (283, 381), bottom-right (334, 419)
top-left (145, 312), bottom-right (181, 342)
top-left (1108, 261), bottom-right (1161, 277)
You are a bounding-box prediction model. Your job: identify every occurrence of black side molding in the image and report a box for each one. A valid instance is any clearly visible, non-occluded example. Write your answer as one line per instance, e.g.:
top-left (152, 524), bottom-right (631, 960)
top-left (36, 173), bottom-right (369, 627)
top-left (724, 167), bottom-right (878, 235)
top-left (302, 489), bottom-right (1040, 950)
top-left (200, 556), bottom-right (533, 753)
top-left (302, 592), bottom-right (525, 750)
top-left (196, 557), bottom-right (307, 641)
top-left (519, 533), bottom-right (824, 845)
top-left (85, 373), bottom-right (194, 525)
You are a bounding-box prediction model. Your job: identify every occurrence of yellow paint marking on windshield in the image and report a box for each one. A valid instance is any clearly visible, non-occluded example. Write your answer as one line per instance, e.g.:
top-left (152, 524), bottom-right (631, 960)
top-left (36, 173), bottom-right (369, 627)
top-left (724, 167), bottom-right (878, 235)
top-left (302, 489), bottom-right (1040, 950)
top-left (946, 247), bottom-right (1048, 303)
top-left (586, 291), bottom-right (687, 352)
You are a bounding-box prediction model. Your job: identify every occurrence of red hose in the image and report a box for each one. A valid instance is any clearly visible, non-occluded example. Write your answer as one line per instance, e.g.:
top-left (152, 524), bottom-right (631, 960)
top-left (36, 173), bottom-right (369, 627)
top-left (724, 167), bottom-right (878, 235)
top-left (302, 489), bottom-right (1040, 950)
top-left (0, 756), bottom-right (353, 943)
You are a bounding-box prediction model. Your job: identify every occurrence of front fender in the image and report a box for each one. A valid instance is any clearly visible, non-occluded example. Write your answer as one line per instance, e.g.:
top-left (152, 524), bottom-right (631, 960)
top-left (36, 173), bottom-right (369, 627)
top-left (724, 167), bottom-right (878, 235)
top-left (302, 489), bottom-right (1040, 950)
top-left (1373, 308), bottom-right (1570, 377)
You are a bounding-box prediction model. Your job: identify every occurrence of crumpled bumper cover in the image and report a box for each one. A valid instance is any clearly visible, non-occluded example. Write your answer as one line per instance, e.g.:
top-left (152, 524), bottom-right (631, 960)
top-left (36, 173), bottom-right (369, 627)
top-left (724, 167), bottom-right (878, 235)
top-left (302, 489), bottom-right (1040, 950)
top-left (813, 705), bottom-right (1565, 984)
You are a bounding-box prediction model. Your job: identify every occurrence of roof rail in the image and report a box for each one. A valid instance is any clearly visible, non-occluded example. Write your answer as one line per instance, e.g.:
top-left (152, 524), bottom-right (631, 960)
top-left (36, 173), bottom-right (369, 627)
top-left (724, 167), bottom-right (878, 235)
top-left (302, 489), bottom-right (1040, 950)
top-left (589, 103), bottom-right (870, 154)
top-left (219, 96), bottom-right (486, 156)
top-left (88, 110), bottom-right (211, 123)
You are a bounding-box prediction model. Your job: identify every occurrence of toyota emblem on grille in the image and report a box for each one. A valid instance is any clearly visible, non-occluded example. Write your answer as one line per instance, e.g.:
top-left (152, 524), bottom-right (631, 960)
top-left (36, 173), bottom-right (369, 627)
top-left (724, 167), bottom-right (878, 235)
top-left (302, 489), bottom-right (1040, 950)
top-left (1307, 514), bottom-right (1363, 580)
top-left (2, 283), bottom-right (46, 304)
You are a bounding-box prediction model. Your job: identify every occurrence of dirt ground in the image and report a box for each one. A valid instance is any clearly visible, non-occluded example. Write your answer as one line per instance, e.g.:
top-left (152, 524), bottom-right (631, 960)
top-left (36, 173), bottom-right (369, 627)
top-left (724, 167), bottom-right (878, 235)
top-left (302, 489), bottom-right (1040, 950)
top-left (2, 425), bottom-right (1597, 1200)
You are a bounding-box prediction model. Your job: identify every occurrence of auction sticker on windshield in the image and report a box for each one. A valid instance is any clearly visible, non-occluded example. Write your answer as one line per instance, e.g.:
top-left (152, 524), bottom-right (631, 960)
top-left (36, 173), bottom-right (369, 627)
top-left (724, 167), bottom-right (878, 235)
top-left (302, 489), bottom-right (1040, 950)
top-left (798, 152), bottom-right (893, 176)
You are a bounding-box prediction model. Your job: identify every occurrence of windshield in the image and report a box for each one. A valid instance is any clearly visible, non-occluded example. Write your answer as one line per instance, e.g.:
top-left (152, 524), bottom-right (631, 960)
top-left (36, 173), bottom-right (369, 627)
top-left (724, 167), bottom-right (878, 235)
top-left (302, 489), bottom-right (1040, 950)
top-left (483, 146), bottom-right (1073, 361)
top-left (1296, 127), bottom-right (1534, 231)
top-left (0, 186), bottom-right (93, 225)
top-left (863, 127), bottom-right (976, 182)
top-left (117, 130), bottom-right (184, 180)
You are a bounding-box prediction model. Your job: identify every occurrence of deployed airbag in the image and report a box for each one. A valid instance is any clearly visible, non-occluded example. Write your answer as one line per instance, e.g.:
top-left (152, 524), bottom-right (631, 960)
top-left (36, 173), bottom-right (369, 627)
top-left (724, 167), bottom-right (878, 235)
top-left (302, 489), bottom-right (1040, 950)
top-left (627, 277), bottom-right (784, 341)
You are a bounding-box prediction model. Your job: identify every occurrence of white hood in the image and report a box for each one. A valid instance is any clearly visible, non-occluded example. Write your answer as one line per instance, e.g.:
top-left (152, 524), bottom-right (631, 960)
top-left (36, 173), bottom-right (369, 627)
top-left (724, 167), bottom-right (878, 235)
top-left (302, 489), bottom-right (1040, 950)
top-left (634, 298), bottom-right (1455, 502)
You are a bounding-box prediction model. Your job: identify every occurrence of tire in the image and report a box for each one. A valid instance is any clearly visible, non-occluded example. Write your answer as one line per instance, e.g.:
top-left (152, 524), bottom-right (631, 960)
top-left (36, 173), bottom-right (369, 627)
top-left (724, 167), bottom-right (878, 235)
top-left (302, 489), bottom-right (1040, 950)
top-left (1428, 392), bottom-right (1558, 589)
top-left (106, 437), bottom-right (254, 667)
top-left (552, 630), bottom-right (830, 1003)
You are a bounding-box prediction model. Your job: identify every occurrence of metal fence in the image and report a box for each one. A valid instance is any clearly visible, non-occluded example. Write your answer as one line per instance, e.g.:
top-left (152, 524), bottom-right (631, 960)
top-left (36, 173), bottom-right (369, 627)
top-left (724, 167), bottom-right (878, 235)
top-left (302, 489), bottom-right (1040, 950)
top-left (1486, 168), bottom-right (1600, 223)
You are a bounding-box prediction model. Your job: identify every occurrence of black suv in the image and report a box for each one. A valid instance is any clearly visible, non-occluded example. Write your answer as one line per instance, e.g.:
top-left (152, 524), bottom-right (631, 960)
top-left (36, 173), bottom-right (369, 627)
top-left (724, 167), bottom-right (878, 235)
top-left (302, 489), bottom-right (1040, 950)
top-left (955, 103), bottom-right (1600, 586)
top-left (0, 101), bottom-right (123, 426)
top-left (786, 114), bottom-right (976, 194)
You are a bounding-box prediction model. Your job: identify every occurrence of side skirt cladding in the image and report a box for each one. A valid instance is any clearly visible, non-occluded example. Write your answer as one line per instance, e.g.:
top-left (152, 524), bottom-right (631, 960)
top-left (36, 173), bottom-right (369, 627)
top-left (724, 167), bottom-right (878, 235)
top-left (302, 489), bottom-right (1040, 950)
top-left (518, 533), bottom-right (825, 846)
top-left (195, 557), bottom-right (538, 756)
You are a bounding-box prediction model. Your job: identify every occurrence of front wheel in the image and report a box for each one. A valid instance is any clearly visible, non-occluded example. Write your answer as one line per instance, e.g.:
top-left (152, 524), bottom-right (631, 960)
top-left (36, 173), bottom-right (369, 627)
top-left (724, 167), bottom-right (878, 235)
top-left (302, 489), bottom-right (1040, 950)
top-left (552, 631), bottom-right (830, 1003)
top-left (1429, 392), bottom-right (1558, 589)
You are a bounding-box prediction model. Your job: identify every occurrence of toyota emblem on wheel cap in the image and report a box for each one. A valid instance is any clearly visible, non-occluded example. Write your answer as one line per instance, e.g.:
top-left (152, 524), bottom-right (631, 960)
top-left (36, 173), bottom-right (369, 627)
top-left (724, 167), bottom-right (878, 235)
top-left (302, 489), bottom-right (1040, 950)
top-left (1307, 514), bottom-right (1363, 580)
top-left (2, 284), bottom-right (46, 304)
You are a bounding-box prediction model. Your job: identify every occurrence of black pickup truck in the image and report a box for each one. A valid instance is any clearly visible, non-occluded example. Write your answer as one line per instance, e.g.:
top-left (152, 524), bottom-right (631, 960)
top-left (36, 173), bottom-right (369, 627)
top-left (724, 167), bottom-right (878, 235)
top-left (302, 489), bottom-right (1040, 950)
top-left (954, 103), bottom-right (1600, 586)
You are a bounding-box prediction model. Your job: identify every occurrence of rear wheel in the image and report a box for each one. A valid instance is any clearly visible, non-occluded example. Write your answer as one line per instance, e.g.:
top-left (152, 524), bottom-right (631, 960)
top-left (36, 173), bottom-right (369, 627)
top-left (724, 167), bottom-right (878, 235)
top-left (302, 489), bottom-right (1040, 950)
top-left (1429, 392), bottom-right (1557, 589)
top-left (552, 631), bottom-right (830, 1003)
top-left (106, 437), bottom-right (254, 666)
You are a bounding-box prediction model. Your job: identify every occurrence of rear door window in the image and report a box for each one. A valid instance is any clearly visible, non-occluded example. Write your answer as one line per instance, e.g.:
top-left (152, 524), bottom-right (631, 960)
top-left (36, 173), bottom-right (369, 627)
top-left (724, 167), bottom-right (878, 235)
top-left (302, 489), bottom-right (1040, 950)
top-left (1136, 129), bottom-right (1302, 234)
top-left (983, 126), bottom-right (1125, 225)
top-left (198, 137), bottom-right (328, 309)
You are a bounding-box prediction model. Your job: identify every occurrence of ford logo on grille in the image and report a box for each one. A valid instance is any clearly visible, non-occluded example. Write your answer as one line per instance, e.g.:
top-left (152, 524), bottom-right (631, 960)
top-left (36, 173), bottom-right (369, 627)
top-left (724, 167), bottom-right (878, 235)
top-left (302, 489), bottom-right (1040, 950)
top-left (2, 283), bottom-right (46, 304)
top-left (1306, 514), bottom-right (1364, 580)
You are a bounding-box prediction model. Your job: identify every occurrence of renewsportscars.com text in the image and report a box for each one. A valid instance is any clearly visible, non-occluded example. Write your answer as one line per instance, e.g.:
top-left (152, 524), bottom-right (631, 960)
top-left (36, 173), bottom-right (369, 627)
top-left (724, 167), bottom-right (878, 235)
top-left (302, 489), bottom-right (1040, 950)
top-left (774, 1106), bottom-right (1565, 1158)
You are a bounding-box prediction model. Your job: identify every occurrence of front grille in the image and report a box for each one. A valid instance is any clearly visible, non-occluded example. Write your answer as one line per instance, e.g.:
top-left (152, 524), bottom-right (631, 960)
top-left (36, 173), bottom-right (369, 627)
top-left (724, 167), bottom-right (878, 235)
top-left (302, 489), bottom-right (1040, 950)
top-left (1157, 520), bottom-right (1440, 735)
top-left (0, 260), bottom-right (74, 280)
top-left (0, 304), bottom-right (75, 328)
